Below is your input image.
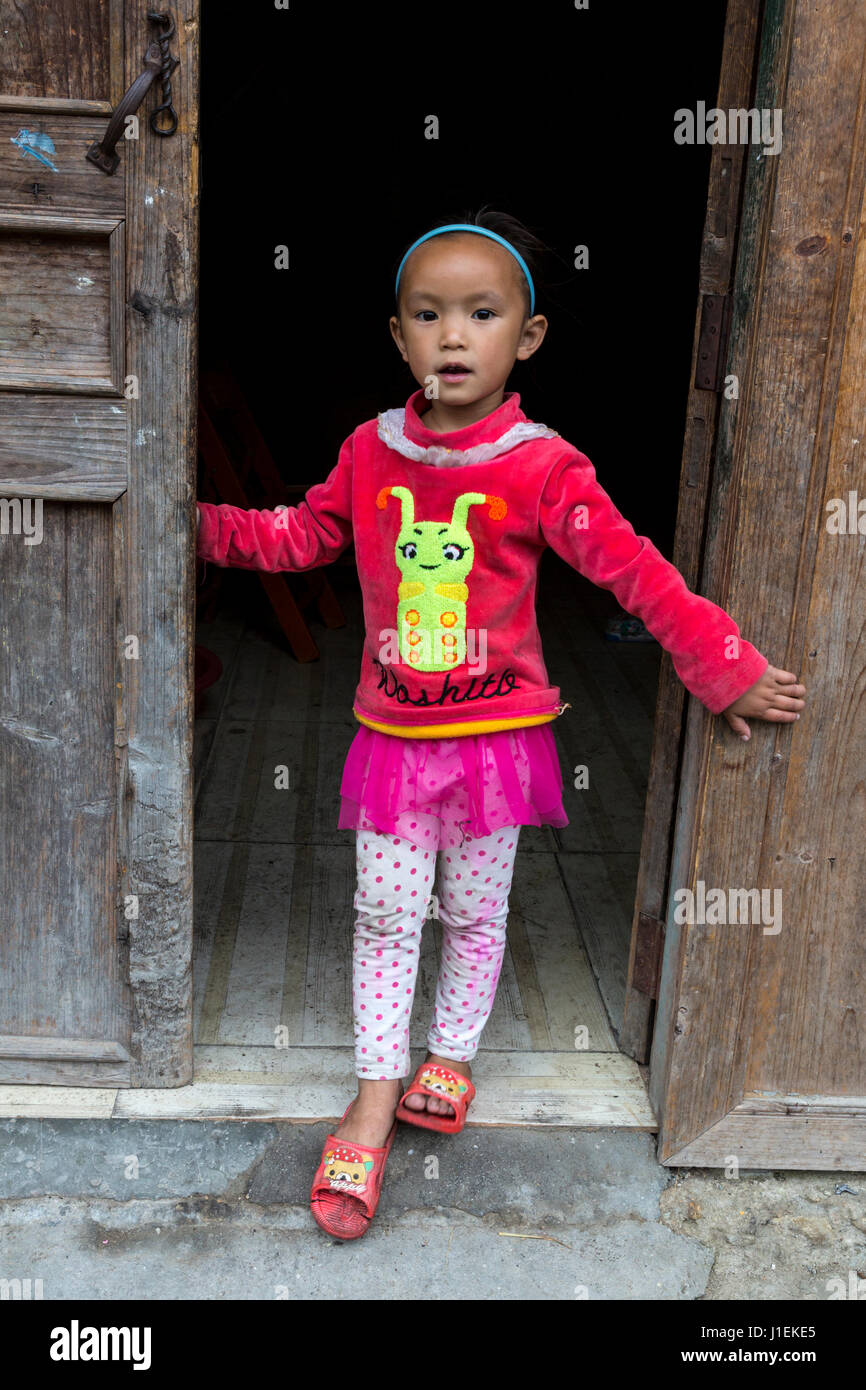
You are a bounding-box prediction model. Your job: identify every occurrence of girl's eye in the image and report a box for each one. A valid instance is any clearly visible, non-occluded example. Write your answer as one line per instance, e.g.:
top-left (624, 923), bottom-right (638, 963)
top-left (400, 542), bottom-right (418, 559)
top-left (442, 543), bottom-right (466, 561)
top-left (412, 309), bottom-right (496, 321)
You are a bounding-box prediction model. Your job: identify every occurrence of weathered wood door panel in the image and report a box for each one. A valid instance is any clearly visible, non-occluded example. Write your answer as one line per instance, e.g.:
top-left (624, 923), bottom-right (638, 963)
top-left (634, 0), bottom-right (866, 1167)
top-left (0, 0), bottom-right (199, 1086)
top-left (621, 0), bottom-right (764, 1066)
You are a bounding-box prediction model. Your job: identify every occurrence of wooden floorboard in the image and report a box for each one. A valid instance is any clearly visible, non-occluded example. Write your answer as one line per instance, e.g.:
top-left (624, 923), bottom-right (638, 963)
top-left (0, 1048), bottom-right (655, 1125)
top-left (116, 1048), bottom-right (656, 1125)
top-left (0, 1086), bottom-right (118, 1118)
top-left (192, 841), bottom-right (618, 1052)
top-left (556, 851), bottom-right (641, 1038)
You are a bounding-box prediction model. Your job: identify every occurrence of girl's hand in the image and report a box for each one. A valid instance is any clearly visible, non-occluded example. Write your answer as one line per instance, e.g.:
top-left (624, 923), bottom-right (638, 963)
top-left (722, 664), bottom-right (806, 741)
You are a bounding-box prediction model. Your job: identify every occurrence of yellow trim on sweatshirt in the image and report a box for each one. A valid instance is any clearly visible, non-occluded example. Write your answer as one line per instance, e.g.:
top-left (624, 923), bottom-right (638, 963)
top-left (353, 709), bottom-right (559, 738)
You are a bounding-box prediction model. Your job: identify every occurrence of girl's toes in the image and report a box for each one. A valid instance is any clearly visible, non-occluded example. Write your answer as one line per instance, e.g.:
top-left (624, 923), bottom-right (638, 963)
top-left (403, 1091), bottom-right (425, 1111)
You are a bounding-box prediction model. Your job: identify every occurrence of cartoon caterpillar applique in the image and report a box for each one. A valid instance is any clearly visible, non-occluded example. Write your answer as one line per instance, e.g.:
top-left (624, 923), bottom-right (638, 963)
top-left (376, 485), bottom-right (507, 673)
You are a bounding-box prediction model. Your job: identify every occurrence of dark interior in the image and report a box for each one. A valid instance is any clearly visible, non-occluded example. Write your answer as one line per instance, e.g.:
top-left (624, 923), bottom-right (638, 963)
top-left (193, 2), bottom-right (729, 1053)
top-left (198, 1), bottom-right (727, 549)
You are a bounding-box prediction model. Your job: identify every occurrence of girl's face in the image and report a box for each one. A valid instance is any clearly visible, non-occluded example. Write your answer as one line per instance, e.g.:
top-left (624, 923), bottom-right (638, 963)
top-left (389, 235), bottom-right (547, 417)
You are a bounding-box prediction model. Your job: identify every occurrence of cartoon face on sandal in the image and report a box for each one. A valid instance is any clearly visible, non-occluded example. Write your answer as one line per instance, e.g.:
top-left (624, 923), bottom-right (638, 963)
top-left (419, 1066), bottom-right (468, 1099)
top-left (323, 1144), bottom-right (375, 1192)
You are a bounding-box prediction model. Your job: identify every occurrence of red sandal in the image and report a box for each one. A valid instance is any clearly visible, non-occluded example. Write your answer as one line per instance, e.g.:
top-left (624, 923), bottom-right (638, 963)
top-left (310, 1097), bottom-right (401, 1240)
top-left (395, 1062), bottom-right (476, 1134)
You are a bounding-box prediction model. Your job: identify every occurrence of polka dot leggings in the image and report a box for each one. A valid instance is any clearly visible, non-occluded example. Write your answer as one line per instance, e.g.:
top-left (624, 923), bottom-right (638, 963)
top-left (352, 824), bottom-right (521, 1079)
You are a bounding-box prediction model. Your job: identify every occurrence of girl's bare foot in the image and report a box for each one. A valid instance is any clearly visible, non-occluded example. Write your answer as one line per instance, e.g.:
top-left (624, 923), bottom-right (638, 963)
top-left (402, 1053), bottom-right (472, 1118)
top-left (333, 1078), bottom-right (403, 1150)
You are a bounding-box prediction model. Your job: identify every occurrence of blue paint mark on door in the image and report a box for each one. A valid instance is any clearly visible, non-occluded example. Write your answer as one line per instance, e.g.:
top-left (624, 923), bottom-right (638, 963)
top-left (10, 129), bottom-right (58, 172)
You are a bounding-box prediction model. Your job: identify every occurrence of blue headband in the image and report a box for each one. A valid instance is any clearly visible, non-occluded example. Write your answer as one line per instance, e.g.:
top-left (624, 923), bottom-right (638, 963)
top-left (395, 224), bottom-right (535, 315)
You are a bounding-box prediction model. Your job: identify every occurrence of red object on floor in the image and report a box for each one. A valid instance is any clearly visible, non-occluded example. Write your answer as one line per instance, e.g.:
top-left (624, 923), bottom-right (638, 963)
top-left (194, 645), bottom-right (223, 716)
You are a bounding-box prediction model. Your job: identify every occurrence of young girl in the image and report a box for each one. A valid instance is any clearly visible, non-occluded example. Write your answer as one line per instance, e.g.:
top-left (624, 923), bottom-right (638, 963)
top-left (195, 210), bottom-right (806, 1241)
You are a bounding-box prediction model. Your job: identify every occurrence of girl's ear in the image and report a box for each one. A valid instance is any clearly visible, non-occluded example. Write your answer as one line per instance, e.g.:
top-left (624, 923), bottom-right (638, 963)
top-left (389, 315), bottom-right (409, 361)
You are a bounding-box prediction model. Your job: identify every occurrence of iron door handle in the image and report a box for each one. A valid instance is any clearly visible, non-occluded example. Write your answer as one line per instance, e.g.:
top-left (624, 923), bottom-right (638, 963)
top-left (86, 11), bottom-right (179, 175)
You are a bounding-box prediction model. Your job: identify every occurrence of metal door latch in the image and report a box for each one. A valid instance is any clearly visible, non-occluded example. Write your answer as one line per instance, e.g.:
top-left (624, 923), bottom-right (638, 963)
top-left (86, 11), bottom-right (179, 174)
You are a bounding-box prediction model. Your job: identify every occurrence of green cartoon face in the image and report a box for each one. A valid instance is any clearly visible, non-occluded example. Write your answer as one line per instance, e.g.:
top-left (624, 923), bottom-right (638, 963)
top-left (396, 523), bottom-right (474, 584)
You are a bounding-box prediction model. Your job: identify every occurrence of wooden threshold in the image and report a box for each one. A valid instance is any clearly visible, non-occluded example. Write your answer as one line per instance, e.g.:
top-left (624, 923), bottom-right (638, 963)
top-left (0, 1047), bottom-right (656, 1126)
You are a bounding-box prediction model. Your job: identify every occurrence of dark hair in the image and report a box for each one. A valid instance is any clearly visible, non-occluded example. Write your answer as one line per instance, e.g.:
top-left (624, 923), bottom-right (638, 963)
top-left (393, 205), bottom-right (550, 319)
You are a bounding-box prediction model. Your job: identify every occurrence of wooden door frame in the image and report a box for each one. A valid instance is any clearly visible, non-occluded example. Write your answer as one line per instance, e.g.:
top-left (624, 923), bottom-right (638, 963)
top-left (117, 0), bottom-right (200, 1085)
top-left (621, 0), bottom-right (765, 1064)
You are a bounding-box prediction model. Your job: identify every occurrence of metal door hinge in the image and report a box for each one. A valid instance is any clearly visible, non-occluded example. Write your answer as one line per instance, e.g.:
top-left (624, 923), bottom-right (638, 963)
top-left (695, 293), bottom-right (732, 391)
top-left (632, 911), bottom-right (665, 998)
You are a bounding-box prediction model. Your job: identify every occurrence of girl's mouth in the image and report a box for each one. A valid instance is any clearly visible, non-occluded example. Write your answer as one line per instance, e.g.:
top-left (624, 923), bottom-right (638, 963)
top-left (439, 366), bottom-right (472, 382)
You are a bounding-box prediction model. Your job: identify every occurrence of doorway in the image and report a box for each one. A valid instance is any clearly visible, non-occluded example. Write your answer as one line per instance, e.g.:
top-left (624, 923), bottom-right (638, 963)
top-left (186, 1), bottom-right (728, 1123)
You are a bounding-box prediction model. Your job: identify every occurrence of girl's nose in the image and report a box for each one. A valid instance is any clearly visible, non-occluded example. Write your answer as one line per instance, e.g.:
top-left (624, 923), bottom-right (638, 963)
top-left (439, 316), bottom-right (467, 345)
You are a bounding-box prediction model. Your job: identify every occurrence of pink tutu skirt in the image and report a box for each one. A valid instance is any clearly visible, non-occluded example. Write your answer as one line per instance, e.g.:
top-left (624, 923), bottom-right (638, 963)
top-left (338, 722), bottom-right (568, 850)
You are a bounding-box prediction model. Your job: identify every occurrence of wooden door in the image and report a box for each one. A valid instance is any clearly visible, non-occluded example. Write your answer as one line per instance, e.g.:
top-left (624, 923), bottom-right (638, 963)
top-left (626, 0), bottom-right (866, 1166)
top-left (620, 0), bottom-right (765, 1069)
top-left (0, 0), bottom-right (199, 1086)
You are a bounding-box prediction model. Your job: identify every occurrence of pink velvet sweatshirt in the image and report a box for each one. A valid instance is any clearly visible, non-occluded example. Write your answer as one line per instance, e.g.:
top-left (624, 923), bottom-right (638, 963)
top-left (196, 388), bottom-right (768, 737)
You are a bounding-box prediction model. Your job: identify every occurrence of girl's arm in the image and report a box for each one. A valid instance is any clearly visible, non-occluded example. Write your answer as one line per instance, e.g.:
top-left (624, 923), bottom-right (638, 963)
top-left (538, 448), bottom-right (805, 728)
top-left (195, 433), bottom-right (354, 573)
